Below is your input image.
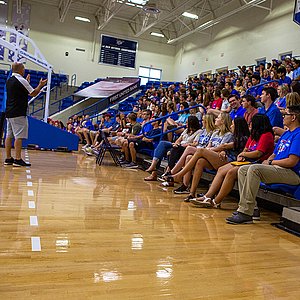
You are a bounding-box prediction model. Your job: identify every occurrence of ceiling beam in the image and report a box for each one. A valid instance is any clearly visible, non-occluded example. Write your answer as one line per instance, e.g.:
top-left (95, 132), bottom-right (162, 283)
top-left (58, 0), bottom-right (72, 22)
top-left (95, 0), bottom-right (124, 30)
top-left (16, 0), bottom-right (22, 14)
top-left (168, 0), bottom-right (267, 44)
top-left (134, 0), bottom-right (196, 37)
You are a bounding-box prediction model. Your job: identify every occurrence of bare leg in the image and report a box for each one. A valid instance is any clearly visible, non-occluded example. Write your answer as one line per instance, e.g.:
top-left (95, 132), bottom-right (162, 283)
top-left (82, 129), bottom-right (91, 145)
top-left (173, 148), bottom-right (214, 182)
top-left (189, 158), bottom-right (213, 196)
top-left (214, 166), bottom-right (239, 204)
top-left (182, 155), bottom-right (193, 187)
top-left (145, 159), bottom-right (158, 172)
top-left (129, 142), bottom-right (136, 163)
top-left (14, 138), bottom-right (23, 160)
top-left (171, 146), bottom-right (197, 174)
top-left (122, 140), bottom-right (130, 161)
top-left (204, 163), bottom-right (234, 199)
top-left (5, 137), bottom-right (13, 158)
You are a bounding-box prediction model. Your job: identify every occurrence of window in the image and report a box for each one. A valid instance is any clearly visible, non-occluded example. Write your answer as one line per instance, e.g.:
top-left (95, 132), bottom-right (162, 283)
top-left (279, 52), bottom-right (292, 61)
top-left (216, 66), bottom-right (228, 74)
top-left (256, 57), bottom-right (266, 66)
top-left (138, 66), bottom-right (162, 85)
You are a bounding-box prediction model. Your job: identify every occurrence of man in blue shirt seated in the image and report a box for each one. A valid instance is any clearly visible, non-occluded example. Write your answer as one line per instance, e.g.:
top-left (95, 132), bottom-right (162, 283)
top-left (250, 74), bottom-right (264, 100)
top-left (229, 95), bottom-right (246, 119)
top-left (226, 104), bottom-right (300, 224)
top-left (277, 66), bottom-right (292, 86)
top-left (225, 82), bottom-right (240, 98)
top-left (292, 59), bottom-right (300, 81)
top-left (258, 87), bottom-right (283, 128)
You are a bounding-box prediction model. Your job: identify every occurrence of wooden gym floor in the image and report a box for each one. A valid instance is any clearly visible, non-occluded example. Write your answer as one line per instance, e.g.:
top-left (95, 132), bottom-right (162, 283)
top-left (1, 148), bottom-right (300, 299)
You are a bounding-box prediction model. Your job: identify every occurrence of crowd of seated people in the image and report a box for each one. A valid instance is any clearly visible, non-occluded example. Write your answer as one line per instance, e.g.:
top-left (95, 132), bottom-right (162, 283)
top-left (63, 56), bottom-right (300, 224)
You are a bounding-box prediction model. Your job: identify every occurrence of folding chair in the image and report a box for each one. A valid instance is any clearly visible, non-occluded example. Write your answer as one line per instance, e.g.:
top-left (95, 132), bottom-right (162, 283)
top-left (96, 131), bottom-right (121, 166)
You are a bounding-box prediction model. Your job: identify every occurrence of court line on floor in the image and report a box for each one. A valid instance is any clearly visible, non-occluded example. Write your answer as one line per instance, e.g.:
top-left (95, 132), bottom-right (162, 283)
top-left (31, 237), bottom-right (41, 251)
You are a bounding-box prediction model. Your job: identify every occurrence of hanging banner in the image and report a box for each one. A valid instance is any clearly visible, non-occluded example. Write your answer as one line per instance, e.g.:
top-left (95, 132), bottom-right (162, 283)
top-left (0, 1), bottom-right (8, 60)
top-left (8, 2), bottom-right (31, 62)
top-left (294, 0), bottom-right (300, 26)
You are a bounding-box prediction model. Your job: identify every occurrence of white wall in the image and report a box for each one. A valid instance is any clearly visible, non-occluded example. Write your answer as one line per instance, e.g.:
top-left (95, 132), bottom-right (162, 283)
top-left (173, 0), bottom-right (300, 81)
top-left (9, 2), bottom-right (176, 84)
top-left (2, 0), bottom-right (299, 85)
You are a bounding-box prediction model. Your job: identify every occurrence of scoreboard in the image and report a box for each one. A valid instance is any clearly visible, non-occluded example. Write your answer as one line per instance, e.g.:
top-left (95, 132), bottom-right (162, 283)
top-left (99, 35), bottom-right (137, 69)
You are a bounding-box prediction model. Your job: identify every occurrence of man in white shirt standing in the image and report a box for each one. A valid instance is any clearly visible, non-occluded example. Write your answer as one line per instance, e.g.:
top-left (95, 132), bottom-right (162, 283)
top-left (4, 62), bottom-right (47, 167)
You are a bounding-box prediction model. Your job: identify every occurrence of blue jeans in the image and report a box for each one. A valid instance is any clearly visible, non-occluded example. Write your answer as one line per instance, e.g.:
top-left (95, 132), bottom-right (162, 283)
top-left (153, 141), bottom-right (173, 168)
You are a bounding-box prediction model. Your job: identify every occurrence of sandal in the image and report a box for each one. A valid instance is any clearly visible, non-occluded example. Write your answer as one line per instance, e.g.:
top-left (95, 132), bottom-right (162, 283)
top-left (144, 174), bottom-right (157, 181)
top-left (190, 197), bottom-right (220, 208)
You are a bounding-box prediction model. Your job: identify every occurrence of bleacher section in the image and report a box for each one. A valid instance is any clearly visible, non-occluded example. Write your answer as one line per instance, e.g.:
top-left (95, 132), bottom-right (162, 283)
top-left (0, 68), bottom-right (68, 115)
top-left (52, 77), bottom-right (140, 124)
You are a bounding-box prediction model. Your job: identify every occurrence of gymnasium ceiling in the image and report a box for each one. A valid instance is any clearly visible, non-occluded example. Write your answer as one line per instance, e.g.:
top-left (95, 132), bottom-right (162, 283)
top-left (25, 0), bottom-right (273, 44)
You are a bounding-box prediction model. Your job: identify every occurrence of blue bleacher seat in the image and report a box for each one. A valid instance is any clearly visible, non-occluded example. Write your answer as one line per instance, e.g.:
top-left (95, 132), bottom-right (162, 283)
top-left (260, 183), bottom-right (300, 200)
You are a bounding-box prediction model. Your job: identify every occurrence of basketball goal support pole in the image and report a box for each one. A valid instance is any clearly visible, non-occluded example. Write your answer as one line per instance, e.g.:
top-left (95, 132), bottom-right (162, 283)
top-left (0, 25), bottom-right (53, 122)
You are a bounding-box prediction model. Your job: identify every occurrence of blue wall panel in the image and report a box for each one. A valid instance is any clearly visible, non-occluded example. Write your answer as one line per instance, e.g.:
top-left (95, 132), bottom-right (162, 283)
top-left (22, 117), bottom-right (79, 151)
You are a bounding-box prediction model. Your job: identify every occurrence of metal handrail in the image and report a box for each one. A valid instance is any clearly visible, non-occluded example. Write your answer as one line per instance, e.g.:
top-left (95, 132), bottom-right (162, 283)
top-left (142, 104), bottom-right (206, 140)
top-left (245, 79), bottom-right (280, 95)
top-left (71, 74), bottom-right (76, 87)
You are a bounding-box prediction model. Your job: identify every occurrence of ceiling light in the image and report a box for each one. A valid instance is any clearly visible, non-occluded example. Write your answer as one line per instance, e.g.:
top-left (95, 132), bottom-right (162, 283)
top-left (126, 2), bottom-right (135, 6)
top-left (150, 32), bottom-right (164, 37)
top-left (75, 16), bottom-right (91, 22)
top-left (128, 0), bottom-right (149, 5)
top-left (182, 12), bottom-right (198, 20)
top-left (0, 1), bottom-right (7, 5)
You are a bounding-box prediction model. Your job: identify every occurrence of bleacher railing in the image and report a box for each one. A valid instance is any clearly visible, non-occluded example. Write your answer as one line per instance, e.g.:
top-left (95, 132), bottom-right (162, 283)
top-left (245, 79), bottom-right (280, 96)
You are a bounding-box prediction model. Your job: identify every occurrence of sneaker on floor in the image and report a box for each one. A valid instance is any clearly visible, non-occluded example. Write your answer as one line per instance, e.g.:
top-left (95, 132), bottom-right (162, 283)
top-left (4, 157), bottom-right (14, 165)
top-left (252, 208), bottom-right (260, 220)
top-left (226, 212), bottom-right (253, 224)
top-left (173, 184), bottom-right (190, 194)
top-left (13, 159), bottom-right (31, 167)
top-left (183, 194), bottom-right (196, 202)
top-left (92, 149), bottom-right (99, 156)
top-left (124, 162), bottom-right (139, 169)
top-left (196, 193), bottom-right (205, 198)
top-left (232, 208), bottom-right (260, 220)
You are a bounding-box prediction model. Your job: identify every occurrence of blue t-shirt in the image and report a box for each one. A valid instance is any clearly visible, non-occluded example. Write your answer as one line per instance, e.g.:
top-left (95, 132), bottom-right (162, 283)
top-left (83, 120), bottom-right (94, 130)
top-left (278, 76), bottom-right (292, 86)
top-left (141, 122), bottom-right (153, 135)
top-left (176, 113), bottom-right (190, 124)
top-left (147, 128), bottom-right (162, 148)
top-left (102, 119), bottom-right (114, 129)
top-left (258, 102), bottom-right (283, 128)
top-left (230, 89), bottom-right (240, 97)
top-left (274, 97), bottom-right (286, 109)
top-left (230, 106), bottom-right (246, 120)
top-left (197, 128), bottom-right (212, 148)
top-left (274, 127), bottom-right (300, 175)
top-left (249, 85), bottom-right (264, 98)
top-left (292, 67), bottom-right (300, 80)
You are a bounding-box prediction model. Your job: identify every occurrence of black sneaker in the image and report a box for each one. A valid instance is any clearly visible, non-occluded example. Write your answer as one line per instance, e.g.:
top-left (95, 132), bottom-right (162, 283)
top-left (4, 157), bottom-right (14, 165)
top-left (232, 208), bottom-right (260, 220)
top-left (124, 162), bottom-right (139, 169)
top-left (183, 194), bottom-right (196, 203)
top-left (13, 159), bottom-right (31, 167)
top-left (226, 212), bottom-right (253, 224)
top-left (173, 184), bottom-right (190, 194)
top-left (196, 193), bottom-right (205, 198)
